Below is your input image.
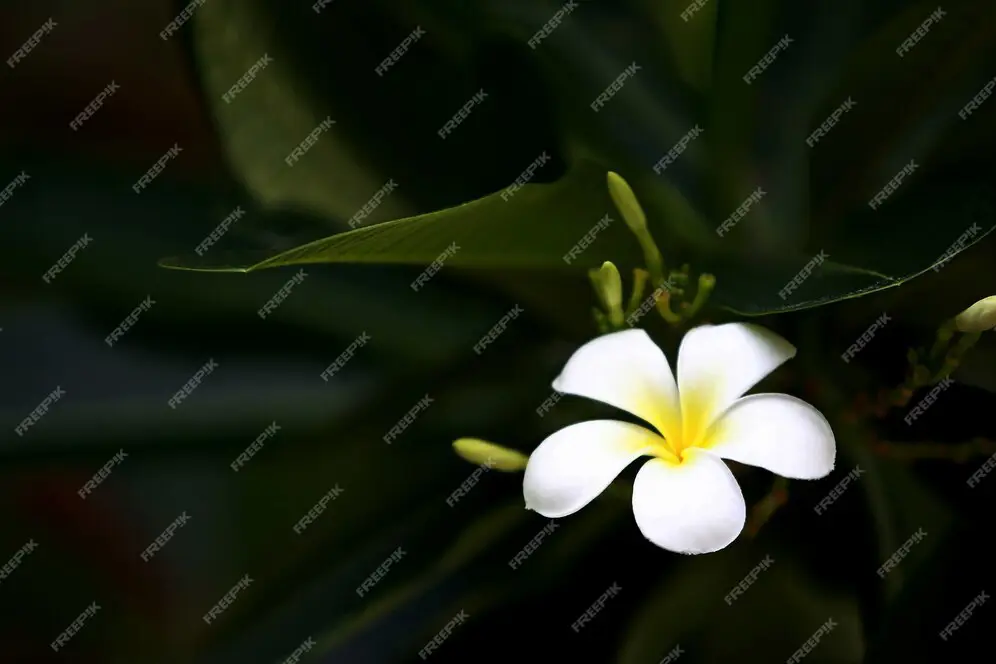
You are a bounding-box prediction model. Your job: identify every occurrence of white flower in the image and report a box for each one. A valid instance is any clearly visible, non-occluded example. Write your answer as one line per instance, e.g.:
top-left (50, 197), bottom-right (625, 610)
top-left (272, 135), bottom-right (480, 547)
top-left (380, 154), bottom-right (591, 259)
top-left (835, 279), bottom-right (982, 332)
top-left (523, 323), bottom-right (836, 554)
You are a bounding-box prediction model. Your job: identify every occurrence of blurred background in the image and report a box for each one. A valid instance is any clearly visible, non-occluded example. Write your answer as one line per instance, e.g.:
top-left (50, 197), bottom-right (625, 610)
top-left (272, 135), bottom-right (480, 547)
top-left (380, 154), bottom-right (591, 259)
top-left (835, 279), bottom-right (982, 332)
top-left (1, 0), bottom-right (995, 662)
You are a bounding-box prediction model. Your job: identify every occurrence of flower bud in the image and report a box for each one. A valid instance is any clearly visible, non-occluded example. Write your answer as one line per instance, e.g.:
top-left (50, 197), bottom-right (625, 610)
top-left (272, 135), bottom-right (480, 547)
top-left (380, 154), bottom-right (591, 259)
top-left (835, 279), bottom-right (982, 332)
top-left (954, 296), bottom-right (996, 332)
top-left (606, 171), bottom-right (665, 282)
top-left (606, 171), bottom-right (647, 235)
top-left (452, 438), bottom-right (529, 471)
top-left (589, 261), bottom-right (623, 327)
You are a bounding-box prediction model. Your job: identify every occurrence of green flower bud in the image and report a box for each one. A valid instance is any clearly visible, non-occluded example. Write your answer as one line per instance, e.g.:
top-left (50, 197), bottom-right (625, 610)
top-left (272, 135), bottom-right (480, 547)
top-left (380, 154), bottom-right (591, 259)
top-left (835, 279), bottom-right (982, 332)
top-left (606, 171), bottom-right (665, 282)
top-left (954, 296), bottom-right (996, 332)
top-left (452, 438), bottom-right (529, 472)
top-left (606, 171), bottom-right (647, 235)
top-left (592, 261), bottom-right (623, 322)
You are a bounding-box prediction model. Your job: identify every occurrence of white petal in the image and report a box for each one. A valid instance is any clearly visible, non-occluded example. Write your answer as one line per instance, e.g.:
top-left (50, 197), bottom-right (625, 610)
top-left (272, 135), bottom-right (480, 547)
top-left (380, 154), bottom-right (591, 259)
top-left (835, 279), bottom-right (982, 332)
top-left (552, 329), bottom-right (680, 442)
top-left (523, 420), bottom-right (662, 518)
top-left (677, 323), bottom-right (796, 448)
top-left (631, 450), bottom-right (746, 554)
top-left (705, 394), bottom-right (836, 479)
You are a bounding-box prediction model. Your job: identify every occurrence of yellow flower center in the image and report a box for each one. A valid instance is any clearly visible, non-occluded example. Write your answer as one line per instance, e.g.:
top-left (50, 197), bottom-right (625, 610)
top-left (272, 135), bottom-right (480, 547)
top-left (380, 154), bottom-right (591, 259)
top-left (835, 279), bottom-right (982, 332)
top-left (646, 384), bottom-right (721, 465)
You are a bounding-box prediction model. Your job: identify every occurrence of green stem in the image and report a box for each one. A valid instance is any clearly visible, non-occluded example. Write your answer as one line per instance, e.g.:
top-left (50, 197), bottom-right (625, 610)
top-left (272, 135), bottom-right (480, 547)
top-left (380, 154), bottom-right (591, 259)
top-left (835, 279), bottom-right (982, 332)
top-left (636, 229), bottom-right (666, 284)
top-left (654, 290), bottom-right (683, 324)
top-left (625, 268), bottom-right (650, 316)
top-left (682, 273), bottom-right (716, 320)
top-left (746, 476), bottom-right (789, 537)
top-left (929, 318), bottom-right (957, 360)
top-left (592, 307), bottom-right (609, 334)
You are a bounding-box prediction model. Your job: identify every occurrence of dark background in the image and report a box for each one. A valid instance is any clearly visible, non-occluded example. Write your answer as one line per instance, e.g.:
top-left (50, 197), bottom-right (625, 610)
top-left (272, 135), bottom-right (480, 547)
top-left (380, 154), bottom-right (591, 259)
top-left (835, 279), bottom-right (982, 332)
top-left (1, 1), bottom-right (995, 662)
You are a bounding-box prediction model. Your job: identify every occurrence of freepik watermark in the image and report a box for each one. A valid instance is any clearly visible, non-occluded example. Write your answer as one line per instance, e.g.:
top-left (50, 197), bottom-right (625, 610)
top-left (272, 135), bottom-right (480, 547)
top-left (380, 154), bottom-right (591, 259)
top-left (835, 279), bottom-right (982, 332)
top-left (563, 214), bottom-right (613, 264)
top-left (536, 390), bottom-right (564, 418)
top-left (806, 97), bottom-right (856, 148)
top-left (42, 233), bottom-right (91, 283)
top-left (7, 18), bottom-right (57, 69)
top-left (778, 251), bottom-right (829, 301)
top-left (222, 53), bottom-right (273, 104)
top-left (903, 378), bottom-right (955, 425)
top-left (160, 0), bottom-right (207, 40)
top-left (438, 90), bottom-right (488, 139)
top-left (285, 117), bottom-right (335, 167)
top-left (313, 0), bottom-right (334, 13)
top-left (0, 539), bottom-right (39, 586)
top-left (293, 485), bottom-right (345, 534)
top-left (724, 554), bottom-right (774, 605)
top-left (356, 547), bottom-right (406, 597)
top-left (659, 644), bottom-right (685, 664)
top-left (591, 62), bottom-right (641, 112)
top-left (51, 602), bottom-right (100, 652)
top-left (411, 243), bottom-right (460, 291)
top-left (814, 466), bottom-right (865, 515)
top-left (680, 0), bottom-right (710, 22)
top-left (446, 458), bottom-right (496, 507)
top-left (785, 618), bottom-right (837, 664)
top-left (78, 449), bottom-right (128, 500)
top-left (383, 394), bottom-right (434, 444)
top-left (652, 125), bottom-right (704, 175)
top-left (168, 358), bottom-right (219, 409)
top-left (959, 76), bottom-right (996, 120)
top-left (571, 582), bottom-right (622, 632)
top-left (0, 170), bottom-right (30, 209)
top-left (876, 528), bottom-right (927, 578)
top-left (230, 422), bottom-right (281, 472)
top-left (501, 152), bottom-right (551, 202)
top-left (14, 385), bottom-right (66, 437)
top-left (196, 206), bottom-right (246, 256)
top-left (70, 81), bottom-right (120, 131)
top-left (933, 223), bottom-right (983, 272)
top-left (203, 575), bottom-right (253, 625)
top-left (140, 511), bottom-right (192, 562)
top-left (473, 305), bottom-right (524, 355)
top-left (716, 187), bottom-right (766, 237)
top-left (508, 521), bottom-right (559, 570)
top-left (133, 144), bottom-right (182, 193)
top-left (966, 450), bottom-right (996, 488)
top-left (896, 7), bottom-right (946, 57)
top-left (868, 160), bottom-right (918, 210)
top-left (625, 282), bottom-right (676, 328)
top-left (813, 466), bottom-right (868, 514)
top-left (418, 610), bottom-right (470, 659)
top-left (375, 26), bottom-right (425, 76)
top-left (841, 313), bottom-right (890, 363)
top-left (281, 636), bottom-right (317, 664)
top-left (258, 269), bottom-right (307, 319)
top-left (349, 180), bottom-right (398, 228)
top-left (321, 332), bottom-right (371, 381)
top-left (105, 296), bottom-right (155, 347)
top-left (743, 35), bottom-right (793, 85)
top-left (939, 590), bottom-right (988, 641)
top-left (528, 0), bottom-right (579, 49)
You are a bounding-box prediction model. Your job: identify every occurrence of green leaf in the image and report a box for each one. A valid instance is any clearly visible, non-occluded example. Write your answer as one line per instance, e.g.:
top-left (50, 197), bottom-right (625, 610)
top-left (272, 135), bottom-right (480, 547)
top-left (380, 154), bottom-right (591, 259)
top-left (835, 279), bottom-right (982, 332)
top-left (160, 161), bottom-right (642, 272)
top-left (188, 0), bottom-right (418, 226)
top-left (159, 158), bottom-right (993, 315)
top-left (174, 0), bottom-right (996, 314)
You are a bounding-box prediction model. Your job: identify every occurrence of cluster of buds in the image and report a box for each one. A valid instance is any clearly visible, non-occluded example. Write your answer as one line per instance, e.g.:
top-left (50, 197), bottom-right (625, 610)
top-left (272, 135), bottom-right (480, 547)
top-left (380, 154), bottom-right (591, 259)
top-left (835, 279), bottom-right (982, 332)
top-left (893, 296), bottom-right (996, 406)
top-left (589, 172), bottom-right (716, 333)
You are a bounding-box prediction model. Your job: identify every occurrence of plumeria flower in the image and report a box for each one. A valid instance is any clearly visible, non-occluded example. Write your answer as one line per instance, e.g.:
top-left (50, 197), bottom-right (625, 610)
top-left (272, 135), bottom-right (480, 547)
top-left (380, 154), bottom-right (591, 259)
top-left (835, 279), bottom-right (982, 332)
top-left (523, 323), bottom-right (836, 554)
